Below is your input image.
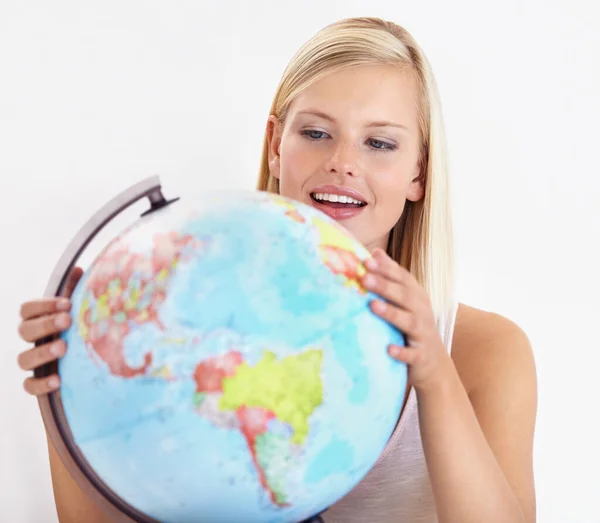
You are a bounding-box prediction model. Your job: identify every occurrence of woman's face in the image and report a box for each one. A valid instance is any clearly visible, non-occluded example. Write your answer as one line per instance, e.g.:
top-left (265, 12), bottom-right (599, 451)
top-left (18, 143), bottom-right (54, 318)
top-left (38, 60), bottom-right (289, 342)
top-left (267, 64), bottom-right (425, 251)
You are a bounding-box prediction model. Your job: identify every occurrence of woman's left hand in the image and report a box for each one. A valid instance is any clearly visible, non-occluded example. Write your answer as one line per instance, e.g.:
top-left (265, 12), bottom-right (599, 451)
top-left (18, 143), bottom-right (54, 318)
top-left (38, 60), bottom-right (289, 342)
top-left (361, 248), bottom-right (453, 392)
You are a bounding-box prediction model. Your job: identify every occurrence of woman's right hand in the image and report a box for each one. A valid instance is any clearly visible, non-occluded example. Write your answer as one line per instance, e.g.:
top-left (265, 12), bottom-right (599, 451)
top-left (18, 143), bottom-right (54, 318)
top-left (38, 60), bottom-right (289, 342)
top-left (17, 267), bottom-right (84, 396)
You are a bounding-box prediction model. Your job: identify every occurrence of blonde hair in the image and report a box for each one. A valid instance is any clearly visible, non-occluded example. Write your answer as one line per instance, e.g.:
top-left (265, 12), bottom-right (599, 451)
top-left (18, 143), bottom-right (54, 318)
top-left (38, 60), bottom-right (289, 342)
top-left (256, 17), bottom-right (454, 319)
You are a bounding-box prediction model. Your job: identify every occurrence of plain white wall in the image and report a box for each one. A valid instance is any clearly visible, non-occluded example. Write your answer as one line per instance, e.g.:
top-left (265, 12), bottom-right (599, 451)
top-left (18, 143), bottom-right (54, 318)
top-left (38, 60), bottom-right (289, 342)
top-left (1, 1), bottom-right (599, 522)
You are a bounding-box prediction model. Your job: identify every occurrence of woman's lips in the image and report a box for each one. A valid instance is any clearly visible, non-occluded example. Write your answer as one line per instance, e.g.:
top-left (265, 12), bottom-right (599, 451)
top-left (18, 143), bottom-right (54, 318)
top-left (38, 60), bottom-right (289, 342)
top-left (309, 195), bottom-right (367, 220)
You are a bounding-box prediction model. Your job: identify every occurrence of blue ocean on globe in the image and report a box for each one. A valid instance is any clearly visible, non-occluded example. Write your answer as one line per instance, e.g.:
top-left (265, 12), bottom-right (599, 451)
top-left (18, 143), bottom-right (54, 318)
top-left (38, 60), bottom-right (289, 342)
top-left (59, 190), bottom-right (407, 523)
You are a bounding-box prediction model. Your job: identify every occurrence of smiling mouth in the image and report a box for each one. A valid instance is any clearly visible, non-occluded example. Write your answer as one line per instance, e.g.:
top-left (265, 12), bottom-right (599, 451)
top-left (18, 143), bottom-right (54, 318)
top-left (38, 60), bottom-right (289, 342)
top-left (310, 192), bottom-right (367, 208)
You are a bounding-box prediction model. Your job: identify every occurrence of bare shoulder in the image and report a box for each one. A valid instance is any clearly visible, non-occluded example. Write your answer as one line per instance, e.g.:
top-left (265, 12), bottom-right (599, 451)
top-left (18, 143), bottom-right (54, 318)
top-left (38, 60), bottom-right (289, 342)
top-left (449, 304), bottom-right (538, 520)
top-left (450, 303), bottom-right (537, 397)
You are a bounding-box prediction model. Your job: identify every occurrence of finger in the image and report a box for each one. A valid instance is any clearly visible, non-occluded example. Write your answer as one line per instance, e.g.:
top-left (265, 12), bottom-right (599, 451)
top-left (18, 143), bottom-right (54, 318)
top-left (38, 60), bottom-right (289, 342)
top-left (17, 340), bottom-right (66, 371)
top-left (23, 375), bottom-right (61, 396)
top-left (60, 267), bottom-right (84, 298)
top-left (18, 312), bottom-right (72, 343)
top-left (370, 299), bottom-right (422, 340)
top-left (362, 273), bottom-right (413, 312)
top-left (365, 248), bottom-right (410, 283)
top-left (388, 344), bottom-right (421, 365)
top-left (19, 267), bottom-right (82, 320)
top-left (20, 298), bottom-right (71, 321)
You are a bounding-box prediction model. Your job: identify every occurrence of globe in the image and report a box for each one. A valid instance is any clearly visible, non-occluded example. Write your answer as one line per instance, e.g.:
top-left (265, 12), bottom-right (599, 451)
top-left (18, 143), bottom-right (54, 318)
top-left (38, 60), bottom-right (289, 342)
top-left (58, 189), bottom-right (407, 523)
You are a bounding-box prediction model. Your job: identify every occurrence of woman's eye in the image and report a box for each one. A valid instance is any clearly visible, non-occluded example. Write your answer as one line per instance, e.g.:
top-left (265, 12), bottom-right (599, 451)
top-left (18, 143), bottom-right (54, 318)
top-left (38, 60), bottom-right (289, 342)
top-left (368, 139), bottom-right (397, 151)
top-left (301, 130), bottom-right (329, 140)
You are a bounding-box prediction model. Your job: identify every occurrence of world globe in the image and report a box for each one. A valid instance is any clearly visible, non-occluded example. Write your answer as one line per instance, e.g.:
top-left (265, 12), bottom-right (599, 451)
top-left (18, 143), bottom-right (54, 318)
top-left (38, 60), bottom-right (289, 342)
top-left (53, 188), bottom-right (407, 523)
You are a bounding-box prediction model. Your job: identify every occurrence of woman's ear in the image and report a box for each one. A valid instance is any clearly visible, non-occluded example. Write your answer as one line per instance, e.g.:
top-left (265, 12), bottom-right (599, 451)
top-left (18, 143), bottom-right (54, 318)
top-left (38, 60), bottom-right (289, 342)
top-left (406, 164), bottom-right (425, 202)
top-left (267, 115), bottom-right (282, 179)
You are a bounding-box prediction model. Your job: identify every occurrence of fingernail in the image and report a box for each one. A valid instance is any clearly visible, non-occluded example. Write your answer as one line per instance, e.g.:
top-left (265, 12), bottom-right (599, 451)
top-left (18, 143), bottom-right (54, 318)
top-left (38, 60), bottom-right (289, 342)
top-left (372, 300), bottom-right (386, 313)
top-left (55, 314), bottom-right (70, 329)
top-left (49, 342), bottom-right (63, 356)
top-left (363, 275), bottom-right (376, 288)
top-left (388, 345), bottom-right (402, 358)
top-left (57, 299), bottom-right (71, 311)
top-left (364, 258), bottom-right (378, 270)
top-left (48, 377), bottom-right (60, 389)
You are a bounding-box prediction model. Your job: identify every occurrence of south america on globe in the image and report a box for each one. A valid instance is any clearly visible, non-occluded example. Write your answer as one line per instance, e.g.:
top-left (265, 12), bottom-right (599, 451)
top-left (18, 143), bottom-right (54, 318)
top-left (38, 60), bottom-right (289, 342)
top-left (59, 190), bottom-right (408, 523)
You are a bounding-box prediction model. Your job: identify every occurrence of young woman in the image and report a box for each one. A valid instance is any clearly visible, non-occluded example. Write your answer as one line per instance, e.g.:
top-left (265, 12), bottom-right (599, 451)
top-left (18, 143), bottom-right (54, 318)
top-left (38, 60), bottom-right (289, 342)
top-left (16, 17), bottom-right (537, 523)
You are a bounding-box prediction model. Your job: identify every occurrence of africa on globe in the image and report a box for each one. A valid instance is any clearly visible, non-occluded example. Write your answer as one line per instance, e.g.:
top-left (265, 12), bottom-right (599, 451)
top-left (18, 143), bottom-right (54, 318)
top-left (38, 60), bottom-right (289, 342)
top-left (58, 189), bottom-right (407, 523)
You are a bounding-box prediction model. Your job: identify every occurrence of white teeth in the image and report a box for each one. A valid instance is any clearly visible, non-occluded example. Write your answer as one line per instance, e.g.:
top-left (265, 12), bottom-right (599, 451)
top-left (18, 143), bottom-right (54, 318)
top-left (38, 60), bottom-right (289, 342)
top-left (312, 193), bottom-right (364, 205)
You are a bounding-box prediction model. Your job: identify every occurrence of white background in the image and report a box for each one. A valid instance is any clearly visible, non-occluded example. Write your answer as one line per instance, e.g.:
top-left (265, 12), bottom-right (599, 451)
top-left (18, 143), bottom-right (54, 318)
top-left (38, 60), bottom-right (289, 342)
top-left (1, 1), bottom-right (599, 522)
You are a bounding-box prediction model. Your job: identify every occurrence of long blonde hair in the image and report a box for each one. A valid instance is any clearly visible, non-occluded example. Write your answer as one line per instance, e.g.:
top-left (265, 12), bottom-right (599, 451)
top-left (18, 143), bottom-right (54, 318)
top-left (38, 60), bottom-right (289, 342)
top-left (256, 17), bottom-right (455, 319)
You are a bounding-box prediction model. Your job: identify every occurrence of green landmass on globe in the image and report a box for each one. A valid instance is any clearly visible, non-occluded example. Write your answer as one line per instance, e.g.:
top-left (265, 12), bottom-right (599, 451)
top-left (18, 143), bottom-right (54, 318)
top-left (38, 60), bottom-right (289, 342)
top-left (192, 348), bottom-right (323, 505)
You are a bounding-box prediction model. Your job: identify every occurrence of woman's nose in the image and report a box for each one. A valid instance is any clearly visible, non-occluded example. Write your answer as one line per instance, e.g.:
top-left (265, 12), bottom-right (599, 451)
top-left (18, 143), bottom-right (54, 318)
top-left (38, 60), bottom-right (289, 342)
top-left (324, 142), bottom-right (361, 177)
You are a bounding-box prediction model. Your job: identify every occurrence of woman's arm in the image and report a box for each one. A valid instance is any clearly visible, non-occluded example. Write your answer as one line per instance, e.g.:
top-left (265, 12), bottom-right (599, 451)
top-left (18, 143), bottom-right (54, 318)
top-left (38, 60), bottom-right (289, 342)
top-left (361, 250), bottom-right (537, 523)
top-left (46, 437), bottom-right (113, 523)
top-left (418, 307), bottom-right (537, 523)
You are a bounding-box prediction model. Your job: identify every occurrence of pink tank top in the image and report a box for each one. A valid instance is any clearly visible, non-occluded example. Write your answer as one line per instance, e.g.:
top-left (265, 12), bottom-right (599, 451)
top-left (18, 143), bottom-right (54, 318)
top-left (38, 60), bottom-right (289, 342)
top-left (323, 302), bottom-right (459, 523)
